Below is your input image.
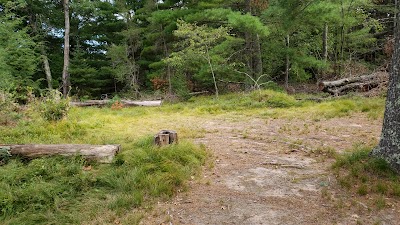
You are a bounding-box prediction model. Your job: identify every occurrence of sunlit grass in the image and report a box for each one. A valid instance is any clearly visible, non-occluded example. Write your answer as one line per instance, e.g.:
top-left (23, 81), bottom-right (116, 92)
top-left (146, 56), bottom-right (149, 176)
top-left (0, 89), bottom-right (387, 223)
top-left (0, 138), bottom-right (207, 224)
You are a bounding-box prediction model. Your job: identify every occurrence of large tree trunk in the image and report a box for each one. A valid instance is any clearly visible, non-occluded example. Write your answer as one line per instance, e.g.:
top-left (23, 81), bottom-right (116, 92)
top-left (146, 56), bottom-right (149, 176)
top-left (62, 0), bottom-right (70, 98)
top-left (371, 2), bottom-right (400, 173)
top-left (2, 144), bottom-right (120, 163)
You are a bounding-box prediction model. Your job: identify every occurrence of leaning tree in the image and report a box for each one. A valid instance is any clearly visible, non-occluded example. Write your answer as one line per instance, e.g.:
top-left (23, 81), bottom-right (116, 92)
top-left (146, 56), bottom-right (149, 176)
top-left (370, 3), bottom-right (400, 173)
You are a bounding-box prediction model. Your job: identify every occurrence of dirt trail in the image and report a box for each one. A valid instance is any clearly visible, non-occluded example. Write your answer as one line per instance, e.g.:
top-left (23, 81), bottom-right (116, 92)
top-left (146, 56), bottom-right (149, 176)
top-left (140, 115), bottom-right (400, 225)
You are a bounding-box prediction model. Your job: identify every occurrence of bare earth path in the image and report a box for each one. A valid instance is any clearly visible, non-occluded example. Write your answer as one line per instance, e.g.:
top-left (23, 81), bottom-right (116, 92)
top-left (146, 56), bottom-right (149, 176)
top-left (140, 114), bottom-right (400, 225)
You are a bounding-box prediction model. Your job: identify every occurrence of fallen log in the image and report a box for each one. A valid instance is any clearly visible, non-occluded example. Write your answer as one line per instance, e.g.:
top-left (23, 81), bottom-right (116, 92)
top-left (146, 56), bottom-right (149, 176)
top-left (319, 72), bottom-right (388, 95)
top-left (121, 100), bottom-right (162, 107)
top-left (0, 144), bottom-right (120, 163)
top-left (70, 100), bottom-right (108, 107)
top-left (325, 80), bottom-right (381, 96)
top-left (70, 100), bottom-right (162, 107)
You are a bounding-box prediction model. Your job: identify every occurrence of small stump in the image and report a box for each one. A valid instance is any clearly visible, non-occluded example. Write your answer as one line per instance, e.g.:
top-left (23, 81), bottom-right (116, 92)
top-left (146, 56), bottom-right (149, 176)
top-left (154, 130), bottom-right (178, 146)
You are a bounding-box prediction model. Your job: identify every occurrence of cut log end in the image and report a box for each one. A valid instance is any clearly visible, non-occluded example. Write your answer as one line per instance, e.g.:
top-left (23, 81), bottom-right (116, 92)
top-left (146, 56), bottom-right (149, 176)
top-left (154, 130), bottom-right (178, 147)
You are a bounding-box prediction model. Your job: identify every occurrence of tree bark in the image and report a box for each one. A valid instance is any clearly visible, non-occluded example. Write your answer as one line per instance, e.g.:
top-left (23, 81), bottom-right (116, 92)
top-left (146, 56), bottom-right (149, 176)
top-left (319, 73), bottom-right (387, 90)
top-left (205, 45), bottom-right (219, 98)
top-left (245, 32), bottom-right (254, 80)
top-left (323, 23), bottom-right (328, 62)
top-left (62, 0), bottom-right (70, 98)
top-left (2, 144), bottom-right (120, 163)
top-left (161, 26), bottom-right (172, 95)
top-left (339, 0), bottom-right (345, 76)
top-left (42, 49), bottom-right (52, 89)
top-left (371, 2), bottom-right (400, 173)
top-left (255, 34), bottom-right (263, 76)
top-left (319, 72), bottom-right (388, 96)
top-left (285, 34), bottom-right (290, 90)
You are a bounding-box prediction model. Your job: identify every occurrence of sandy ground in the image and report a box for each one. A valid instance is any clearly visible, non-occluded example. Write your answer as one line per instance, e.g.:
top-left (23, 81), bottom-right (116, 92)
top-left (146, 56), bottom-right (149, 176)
top-left (140, 114), bottom-right (400, 225)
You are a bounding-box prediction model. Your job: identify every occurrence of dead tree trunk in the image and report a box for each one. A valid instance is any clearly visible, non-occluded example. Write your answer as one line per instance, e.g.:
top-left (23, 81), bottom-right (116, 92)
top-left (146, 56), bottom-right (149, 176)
top-left (62, 0), bottom-right (70, 98)
top-left (323, 23), bottom-right (328, 62)
top-left (1, 144), bottom-right (120, 163)
top-left (285, 34), bottom-right (290, 90)
top-left (42, 50), bottom-right (52, 89)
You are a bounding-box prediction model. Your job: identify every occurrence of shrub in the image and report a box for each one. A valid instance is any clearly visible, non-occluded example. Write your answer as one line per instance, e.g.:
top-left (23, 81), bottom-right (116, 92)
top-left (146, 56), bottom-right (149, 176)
top-left (0, 91), bottom-right (20, 125)
top-left (111, 101), bottom-right (124, 110)
top-left (39, 90), bottom-right (70, 121)
top-left (0, 147), bottom-right (11, 165)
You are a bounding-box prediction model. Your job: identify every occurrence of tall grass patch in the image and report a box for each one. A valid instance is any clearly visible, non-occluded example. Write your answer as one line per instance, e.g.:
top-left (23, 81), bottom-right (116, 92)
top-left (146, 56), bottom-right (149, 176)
top-left (0, 137), bottom-right (207, 224)
top-left (164, 90), bottom-right (299, 115)
top-left (333, 144), bottom-right (400, 207)
top-left (280, 97), bottom-right (384, 119)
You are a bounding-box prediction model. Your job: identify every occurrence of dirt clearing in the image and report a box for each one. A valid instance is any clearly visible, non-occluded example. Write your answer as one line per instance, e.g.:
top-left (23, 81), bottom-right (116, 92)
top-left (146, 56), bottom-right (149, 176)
top-left (140, 114), bottom-right (400, 225)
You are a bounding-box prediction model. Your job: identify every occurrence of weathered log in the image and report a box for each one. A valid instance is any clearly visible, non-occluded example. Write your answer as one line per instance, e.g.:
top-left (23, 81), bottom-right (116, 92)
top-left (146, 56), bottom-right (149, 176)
top-left (0, 144), bottom-right (120, 163)
top-left (154, 130), bottom-right (178, 146)
top-left (319, 72), bottom-right (388, 95)
top-left (121, 100), bottom-right (162, 107)
top-left (319, 74), bottom-right (380, 91)
top-left (70, 100), bottom-right (162, 107)
top-left (324, 81), bottom-right (381, 96)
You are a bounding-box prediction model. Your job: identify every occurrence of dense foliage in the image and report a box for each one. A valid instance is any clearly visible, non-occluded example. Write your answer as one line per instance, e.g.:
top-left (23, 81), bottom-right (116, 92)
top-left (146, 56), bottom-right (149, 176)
top-left (0, 0), bottom-right (393, 99)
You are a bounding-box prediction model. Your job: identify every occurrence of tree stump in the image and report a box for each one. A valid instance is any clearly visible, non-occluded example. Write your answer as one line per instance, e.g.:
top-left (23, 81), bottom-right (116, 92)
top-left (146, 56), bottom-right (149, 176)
top-left (154, 130), bottom-right (178, 146)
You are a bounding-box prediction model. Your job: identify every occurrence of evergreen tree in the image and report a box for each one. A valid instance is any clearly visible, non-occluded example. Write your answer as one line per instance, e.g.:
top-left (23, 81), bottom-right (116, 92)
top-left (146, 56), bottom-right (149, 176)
top-left (0, 1), bottom-right (39, 96)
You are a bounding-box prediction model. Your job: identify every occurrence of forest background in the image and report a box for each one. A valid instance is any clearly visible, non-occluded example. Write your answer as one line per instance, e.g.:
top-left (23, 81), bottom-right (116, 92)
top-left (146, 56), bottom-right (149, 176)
top-left (0, 0), bottom-right (394, 100)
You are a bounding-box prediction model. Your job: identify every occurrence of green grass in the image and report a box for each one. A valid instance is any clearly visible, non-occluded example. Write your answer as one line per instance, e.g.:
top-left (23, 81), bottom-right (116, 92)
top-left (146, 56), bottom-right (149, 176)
top-left (0, 138), bottom-right (207, 224)
top-left (161, 90), bottom-right (384, 120)
top-left (333, 144), bottom-right (400, 207)
top-left (0, 89), bottom-right (387, 223)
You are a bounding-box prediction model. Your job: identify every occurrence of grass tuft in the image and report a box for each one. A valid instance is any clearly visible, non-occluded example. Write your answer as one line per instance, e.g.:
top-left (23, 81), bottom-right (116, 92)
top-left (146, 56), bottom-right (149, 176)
top-left (0, 138), bottom-right (207, 224)
top-left (333, 144), bottom-right (400, 206)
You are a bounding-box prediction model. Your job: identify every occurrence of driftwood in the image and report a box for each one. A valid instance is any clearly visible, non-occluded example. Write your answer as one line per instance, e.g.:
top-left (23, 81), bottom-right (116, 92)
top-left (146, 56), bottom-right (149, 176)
top-left (319, 72), bottom-right (388, 96)
top-left (154, 130), bottom-right (178, 147)
top-left (70, 100), bottom-right (162, 107)
top-left (0, 144), bottom-right (120, 163)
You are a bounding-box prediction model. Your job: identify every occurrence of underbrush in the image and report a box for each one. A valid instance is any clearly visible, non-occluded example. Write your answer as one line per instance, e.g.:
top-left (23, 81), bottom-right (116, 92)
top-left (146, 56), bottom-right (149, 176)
top-left (164, 89), bottom-right (299, 114)
top-left (0, 91), bottom-right (21, 126)
top-left (333, 145), bottom-right (400, 209)
top-left (0, 137), bottom-right (207, 224)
